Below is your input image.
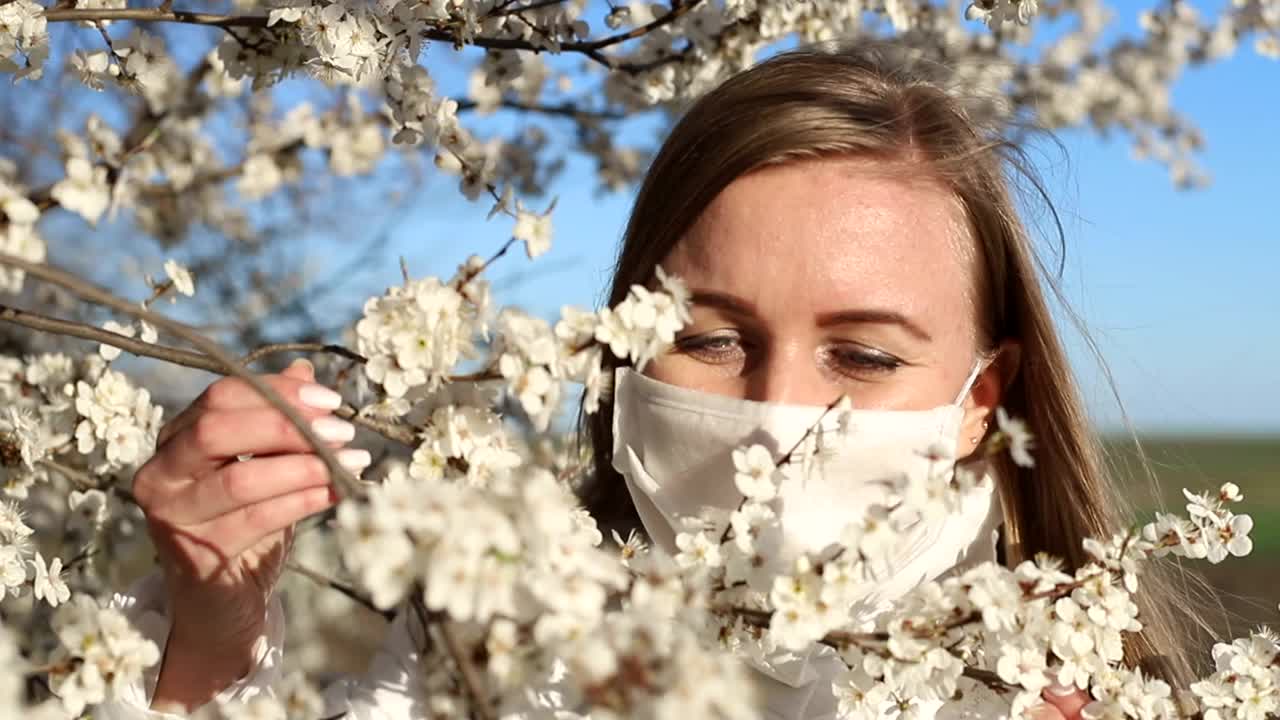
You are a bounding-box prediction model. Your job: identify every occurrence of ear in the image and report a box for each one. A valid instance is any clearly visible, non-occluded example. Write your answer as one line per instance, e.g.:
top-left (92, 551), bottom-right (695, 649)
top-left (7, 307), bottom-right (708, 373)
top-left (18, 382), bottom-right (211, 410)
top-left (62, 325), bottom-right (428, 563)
top-left (958, 339), bottom-right (1021, 458)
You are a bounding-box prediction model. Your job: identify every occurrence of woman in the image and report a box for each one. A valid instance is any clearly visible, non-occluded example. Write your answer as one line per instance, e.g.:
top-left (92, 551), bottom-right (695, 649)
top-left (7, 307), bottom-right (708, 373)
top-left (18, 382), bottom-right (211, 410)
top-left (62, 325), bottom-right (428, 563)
top-left (104, 40), bottom-right (1197, 720)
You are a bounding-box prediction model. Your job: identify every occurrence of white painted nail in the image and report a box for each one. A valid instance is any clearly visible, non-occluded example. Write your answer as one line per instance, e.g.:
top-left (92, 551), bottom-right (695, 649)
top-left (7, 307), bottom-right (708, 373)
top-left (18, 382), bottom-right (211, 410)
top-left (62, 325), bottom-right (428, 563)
top-left (311, 417), bottom-right (355, 443)
top-left (336, 448), bottom-right (371, 471)
top-left (1046, 682), bottom-right (1077, 697)
top-left (299, 383), bottom-right (343, 410)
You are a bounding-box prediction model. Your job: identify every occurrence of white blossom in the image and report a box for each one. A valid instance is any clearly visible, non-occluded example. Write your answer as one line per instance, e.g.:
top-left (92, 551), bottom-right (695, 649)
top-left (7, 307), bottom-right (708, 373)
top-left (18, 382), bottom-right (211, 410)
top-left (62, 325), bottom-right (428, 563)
top-left (512, 201), bottom-right (554, 259)
top-left (356, 274), bottom-right (481, 398)
top-left (51, 157), bottom-right (110, 225)
top-left (995, 406), bottom-right (1035, 467)
top-left (73, 369), bottom-right (162, 471)
top-left (0, 182), bottom-right (45, 293)
top-left (31, 552), bottom-right (70, 607)
top-left (163, 259), bottom-right (195, 296)
top-left (594, 271), bottom-right (691, 370)
top-left (0, 0), bottom-right (48, 81)
top-left (98, 320), bottom-right (134, 361)
top-left (0, 545), bottom-right (26, 600)
top-left (732, 444), bottom-right (780, 502)
top-left (47, 594), bottom-right (161, 715)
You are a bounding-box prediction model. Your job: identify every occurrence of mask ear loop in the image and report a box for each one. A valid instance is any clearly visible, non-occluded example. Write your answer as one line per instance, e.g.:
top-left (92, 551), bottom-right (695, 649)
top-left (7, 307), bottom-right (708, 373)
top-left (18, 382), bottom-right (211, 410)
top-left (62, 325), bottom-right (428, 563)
top-left (951, 357), bottom-right (988, 406)
top-left (952, 352), bottom-right (1025, 567)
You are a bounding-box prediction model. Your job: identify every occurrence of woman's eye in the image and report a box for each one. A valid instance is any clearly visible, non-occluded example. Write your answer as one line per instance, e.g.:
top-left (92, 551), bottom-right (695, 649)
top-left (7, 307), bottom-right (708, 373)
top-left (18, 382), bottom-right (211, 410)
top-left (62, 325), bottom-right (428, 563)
top-left (675, 333), bottom-right (746, 363)
top-left (824, 345), bottom-right (903, 376)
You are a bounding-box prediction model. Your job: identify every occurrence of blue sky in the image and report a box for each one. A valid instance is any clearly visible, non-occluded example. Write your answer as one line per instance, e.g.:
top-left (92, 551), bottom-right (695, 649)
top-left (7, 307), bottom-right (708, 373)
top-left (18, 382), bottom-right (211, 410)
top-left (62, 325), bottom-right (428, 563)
top-left (347, 32), bottom-right (1278, 436)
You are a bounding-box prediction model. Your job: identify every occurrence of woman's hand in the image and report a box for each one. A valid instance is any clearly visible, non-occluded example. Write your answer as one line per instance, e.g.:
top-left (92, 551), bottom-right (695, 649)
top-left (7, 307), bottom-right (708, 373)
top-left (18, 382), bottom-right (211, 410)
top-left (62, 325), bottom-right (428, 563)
top-left (133, 358), bottom-right (369, 711)
top-left (1034, 685), bottom-right (1092, 720)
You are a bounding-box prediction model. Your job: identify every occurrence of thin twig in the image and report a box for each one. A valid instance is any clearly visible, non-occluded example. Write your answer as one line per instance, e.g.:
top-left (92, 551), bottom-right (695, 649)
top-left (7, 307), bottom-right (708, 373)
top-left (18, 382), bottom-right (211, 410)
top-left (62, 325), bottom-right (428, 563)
top-left (0, 253), bottom-right (363, 499)
top-left (487, 0), bottom-right (567, 18)
top-left (43, 8), bottom-right (269, 28)
top-left (717, 394), bottom-right (847, 545)
top-left (39, 5), bottom-right (704, 73)
top-left (38, 458), bottom-right (100, 491)
top-left (723, 603), bottom-right (1014, 691)
top-left (0, 302), bottom-right (418, 445)
top-left (438, 612), bottom-right (496, 720)
top-left (456, 97), bottom-right (624, 120)
top-left (405, 584), bottom-right (495, 720)
top-left (239, 342), bottom-right (366, 366)
top-left (1, 304), bottom-right (215, 370)
top-left (286, 561), bottom-right (395, 622)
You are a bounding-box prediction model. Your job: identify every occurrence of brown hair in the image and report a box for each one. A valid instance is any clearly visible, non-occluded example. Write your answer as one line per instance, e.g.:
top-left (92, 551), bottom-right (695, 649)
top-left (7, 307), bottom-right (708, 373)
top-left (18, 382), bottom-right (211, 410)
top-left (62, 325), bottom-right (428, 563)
top-left (578, 39), bottom-right (1208, 690)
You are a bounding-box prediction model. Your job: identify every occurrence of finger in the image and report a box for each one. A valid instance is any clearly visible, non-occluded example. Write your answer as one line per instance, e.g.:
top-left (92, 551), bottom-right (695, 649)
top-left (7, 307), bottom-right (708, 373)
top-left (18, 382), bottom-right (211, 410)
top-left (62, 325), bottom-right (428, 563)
top-left (197, 372), bottom-right (341, 414)
top-left (281, 357), bottom-right (315, 382)
top-left (1041, 685), bottom-right (1091, 720)
top-left (156, 368), bottom-right (337, 448)
top-left (165, 450), bottom-right (369, 524)
top-left (192, 484), bottom-right (338, 559)
top-left (1028, 702), bottom-right (1067, 720)
top-left (161, 407), bottom-right (356, 478)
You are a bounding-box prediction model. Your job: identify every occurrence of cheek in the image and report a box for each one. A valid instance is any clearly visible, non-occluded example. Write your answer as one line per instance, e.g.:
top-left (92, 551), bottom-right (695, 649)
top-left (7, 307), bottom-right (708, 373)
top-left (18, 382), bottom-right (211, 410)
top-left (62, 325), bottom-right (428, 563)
top-left (643, 354), bottom-right (747, 397)
top-left (844, 367), bottom-right (956, 410)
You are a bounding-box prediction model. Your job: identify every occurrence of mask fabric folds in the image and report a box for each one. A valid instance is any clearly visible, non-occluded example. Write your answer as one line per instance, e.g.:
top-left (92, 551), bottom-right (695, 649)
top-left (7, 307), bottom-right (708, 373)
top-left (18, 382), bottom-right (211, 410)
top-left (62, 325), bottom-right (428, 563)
top-left (609, 366), bottom-right (1003, 720)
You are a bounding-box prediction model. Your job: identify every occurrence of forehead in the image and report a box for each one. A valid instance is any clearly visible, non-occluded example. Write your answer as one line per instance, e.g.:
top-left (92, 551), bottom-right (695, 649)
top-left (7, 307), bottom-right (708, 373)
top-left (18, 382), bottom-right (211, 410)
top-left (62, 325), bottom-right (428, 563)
top-left (667, 157), bottom-right (975, 323)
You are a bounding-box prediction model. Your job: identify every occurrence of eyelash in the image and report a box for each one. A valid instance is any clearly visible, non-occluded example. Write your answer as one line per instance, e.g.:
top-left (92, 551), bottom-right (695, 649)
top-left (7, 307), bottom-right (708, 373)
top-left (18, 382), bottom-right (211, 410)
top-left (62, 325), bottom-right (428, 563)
top-left (674, 332), bottom-right (904, 376)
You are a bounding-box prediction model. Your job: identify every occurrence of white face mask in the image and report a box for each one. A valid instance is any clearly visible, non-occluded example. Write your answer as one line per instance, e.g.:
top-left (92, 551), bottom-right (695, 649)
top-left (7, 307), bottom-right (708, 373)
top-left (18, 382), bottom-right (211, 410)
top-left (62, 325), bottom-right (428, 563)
top-left (611, 362), bottom-right (989, 560)
top-left (610, 365), bottom-right (1004, 715)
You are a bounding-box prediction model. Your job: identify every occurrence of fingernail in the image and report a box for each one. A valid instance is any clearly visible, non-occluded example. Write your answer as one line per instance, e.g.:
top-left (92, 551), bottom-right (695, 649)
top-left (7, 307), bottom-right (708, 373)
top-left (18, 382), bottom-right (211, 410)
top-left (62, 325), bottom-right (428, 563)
top-left (299, 383), bottom-right (342, 410)
top-left (1046, 682), bottom-right (1077, 697)
top-left (336, 448), bottom-right (371, 471)
top-left (311, 417), bottom-right (355, 443)
top-left (290, 357), bottom-right (314, 374)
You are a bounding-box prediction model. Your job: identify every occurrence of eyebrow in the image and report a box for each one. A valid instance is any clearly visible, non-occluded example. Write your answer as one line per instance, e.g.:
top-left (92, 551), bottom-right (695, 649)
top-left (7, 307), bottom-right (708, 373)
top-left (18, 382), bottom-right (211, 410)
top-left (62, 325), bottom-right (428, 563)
top-left (816, 309), bottom-right (933, 342)
top-left (689, 289), bottom-right (933, 342)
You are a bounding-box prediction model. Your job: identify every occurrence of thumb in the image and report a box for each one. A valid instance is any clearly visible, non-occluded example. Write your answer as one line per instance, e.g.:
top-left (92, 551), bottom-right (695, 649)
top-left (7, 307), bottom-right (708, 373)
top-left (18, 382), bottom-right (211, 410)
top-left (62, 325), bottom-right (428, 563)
top-left (281, 357), bottom-right (315, 382)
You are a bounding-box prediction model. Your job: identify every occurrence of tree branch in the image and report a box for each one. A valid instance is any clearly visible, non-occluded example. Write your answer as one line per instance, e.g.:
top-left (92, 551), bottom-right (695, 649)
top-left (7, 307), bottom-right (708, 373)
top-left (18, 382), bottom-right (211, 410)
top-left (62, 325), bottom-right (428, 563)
top-left (43, 8), bottom-right (268, 28)
top-left (0, 304), bottom-right (214, 369)
top-left (0, 301), bottom-right (420, 446)
top-left (0, 253), bottom-right (364, 498)
top-left (239, 342), bottom-right (366, 366)
top-left (39, 5), bottom-right (703, 73)
top-left (438, 617), bottom-right (494, 720)
top-left (38, 458), bottom-right (100, 491)
top-left (286, 561), bottom-right (395, 622)
top-left (456, 97), bottom-right (624, 121)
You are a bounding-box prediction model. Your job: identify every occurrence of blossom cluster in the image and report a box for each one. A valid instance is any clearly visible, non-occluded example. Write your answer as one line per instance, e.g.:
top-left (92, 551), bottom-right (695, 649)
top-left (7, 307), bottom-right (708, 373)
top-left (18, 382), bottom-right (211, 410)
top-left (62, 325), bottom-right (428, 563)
top-left (0, 500), bottom-right (69, 606)
top-left (74, 369), bottom-right (164, 473)
top-left (0, 0), bottom-right (46, 81)
top-left (334, 456), bottom-right (759, 718)
top-left (1143, 483), bottom-right (1254, 564)
top-left (355, 262), bottom-right (487, 400)
top-left (1, 0), bottom-right (1272, 260)
top-left (0, 173), bottom-right (47, 294)
top-left (1190, 628), bottom-right (1280, 720)
top-left (356, 257), bottom-right (689, 429)
top-left (45, 594), bottom-right (162, 715)
top-left (660, 445), bottom-right (1259, 720)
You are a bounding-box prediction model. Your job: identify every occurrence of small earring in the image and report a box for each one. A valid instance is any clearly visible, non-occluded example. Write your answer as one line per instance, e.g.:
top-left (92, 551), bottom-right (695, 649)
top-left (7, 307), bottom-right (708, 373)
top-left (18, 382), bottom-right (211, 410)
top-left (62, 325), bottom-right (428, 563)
top-left (970, 435), bottom-right (980, 445)
top-left (982, 419), bottom-right (990, 429)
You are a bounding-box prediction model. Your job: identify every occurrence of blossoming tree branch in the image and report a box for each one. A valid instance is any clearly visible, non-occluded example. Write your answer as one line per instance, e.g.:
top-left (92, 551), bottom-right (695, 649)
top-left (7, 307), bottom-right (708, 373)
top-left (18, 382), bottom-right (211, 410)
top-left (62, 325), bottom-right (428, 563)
top-left (0, 0), bottom-right (1278, 719)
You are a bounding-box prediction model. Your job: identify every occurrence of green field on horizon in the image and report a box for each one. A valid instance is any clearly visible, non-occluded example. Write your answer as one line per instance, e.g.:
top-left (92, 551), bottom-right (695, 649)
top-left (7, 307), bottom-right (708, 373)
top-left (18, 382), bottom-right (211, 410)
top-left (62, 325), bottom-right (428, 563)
top-left (1105, 434), bottom-right (1278, 514)
top-left (1103, 434), bottom-right (1278, 635)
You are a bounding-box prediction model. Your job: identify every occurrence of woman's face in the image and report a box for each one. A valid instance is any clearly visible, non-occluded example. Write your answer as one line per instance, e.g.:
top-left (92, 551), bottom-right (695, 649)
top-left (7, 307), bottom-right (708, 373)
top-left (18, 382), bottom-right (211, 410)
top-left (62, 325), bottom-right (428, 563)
top-left (646, 157), bottom-right (1012, 450)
